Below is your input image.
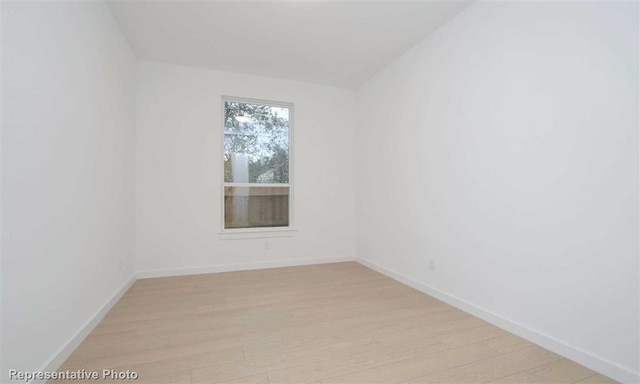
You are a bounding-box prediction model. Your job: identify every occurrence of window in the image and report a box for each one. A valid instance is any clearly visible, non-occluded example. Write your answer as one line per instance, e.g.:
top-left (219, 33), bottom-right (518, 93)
top-left (221, 97), bottom-right (293, 234)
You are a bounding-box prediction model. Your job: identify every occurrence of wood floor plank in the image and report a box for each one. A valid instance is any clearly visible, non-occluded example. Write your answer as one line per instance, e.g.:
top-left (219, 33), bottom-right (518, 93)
top-left (434, 325), bottom-right (508, 348)
top-left (486, 359), bottom-right (597, 384)
top-left (77, 341), bottom-right (244, 372)
top-left (373, 317), bottom-right (489, 347)
top-left (192, 337), bottom-right (385, 383)
top-left (51, 262), bottom-right (615, 384)
top-left (218, 373), bottom-right (270, 384)
top-left (134, 369), bottom-right (193, 384)
top-left (574, 374), bottom-right (619, 384)
top-left (66, 335), bottom-right (171, 361)
top-left (314, 343), bottom-right (499, 384)
top-left (404, 345), bottom-right (562, 383)
top-left (478, 334), bottom-right (534, 354)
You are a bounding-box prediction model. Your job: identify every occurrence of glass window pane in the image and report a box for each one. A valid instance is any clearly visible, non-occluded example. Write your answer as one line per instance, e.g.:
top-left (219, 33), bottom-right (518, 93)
top-left (224, 186), bottom-right (289, 229)
top-left (224, 101), bottom-right (289, 184)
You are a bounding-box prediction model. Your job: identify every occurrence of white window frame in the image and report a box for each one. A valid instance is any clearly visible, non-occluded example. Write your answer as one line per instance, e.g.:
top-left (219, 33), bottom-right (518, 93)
top-left (219, 96), bottom-right (296, 240)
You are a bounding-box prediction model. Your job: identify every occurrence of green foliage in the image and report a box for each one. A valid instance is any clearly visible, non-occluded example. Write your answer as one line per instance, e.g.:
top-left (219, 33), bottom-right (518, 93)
top-left (224, 101), bottom-right (290, 184)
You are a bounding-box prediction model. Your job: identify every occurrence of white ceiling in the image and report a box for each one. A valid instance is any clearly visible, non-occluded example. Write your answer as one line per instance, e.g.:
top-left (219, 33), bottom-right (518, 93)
top-left (108, 1), bottom-right (473, 89)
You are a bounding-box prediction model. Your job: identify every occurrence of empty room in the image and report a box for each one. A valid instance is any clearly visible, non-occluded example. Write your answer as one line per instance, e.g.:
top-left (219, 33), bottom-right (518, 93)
top-left (1, 0), bottom-right (638, 383)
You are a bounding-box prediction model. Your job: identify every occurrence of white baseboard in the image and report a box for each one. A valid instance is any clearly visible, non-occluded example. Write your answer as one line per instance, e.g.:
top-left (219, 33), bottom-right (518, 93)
top-left (32, 275), bottom-right (137, 384)
top-left (137, 256), bottom-right (356, 279)
top-left (356, 257), bottom-right (639, 384)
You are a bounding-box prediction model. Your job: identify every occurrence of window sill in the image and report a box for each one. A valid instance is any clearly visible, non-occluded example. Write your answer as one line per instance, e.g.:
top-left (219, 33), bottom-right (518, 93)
top-left (218, 228), bottom-right (297, 240)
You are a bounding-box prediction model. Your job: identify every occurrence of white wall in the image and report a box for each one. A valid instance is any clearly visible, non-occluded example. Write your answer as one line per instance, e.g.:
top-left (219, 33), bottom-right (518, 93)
top-left (356, 1), bottom-right (639, 382)
top-left (1, 1), bottom-right (136, 379)
top-left (135, 62), bottom-right (356, 275)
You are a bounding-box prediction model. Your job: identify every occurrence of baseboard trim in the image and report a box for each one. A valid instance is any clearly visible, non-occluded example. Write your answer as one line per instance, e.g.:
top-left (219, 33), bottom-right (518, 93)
top-left (137, 256), bottom-right (356, 279)
top-left (33, 275), bottom-right (136, 383)
top-left (356, 257), bottom-right (639, 384)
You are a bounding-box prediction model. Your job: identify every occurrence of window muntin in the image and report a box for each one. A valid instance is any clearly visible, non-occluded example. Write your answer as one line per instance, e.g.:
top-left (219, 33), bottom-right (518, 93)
top-left (222, 98), bottom-right (292, 230)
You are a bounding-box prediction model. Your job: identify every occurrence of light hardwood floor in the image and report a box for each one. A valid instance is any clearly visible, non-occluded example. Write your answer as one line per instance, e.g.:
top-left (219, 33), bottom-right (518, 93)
top-left (56, 262), bottom-right (616, 384)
